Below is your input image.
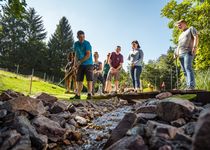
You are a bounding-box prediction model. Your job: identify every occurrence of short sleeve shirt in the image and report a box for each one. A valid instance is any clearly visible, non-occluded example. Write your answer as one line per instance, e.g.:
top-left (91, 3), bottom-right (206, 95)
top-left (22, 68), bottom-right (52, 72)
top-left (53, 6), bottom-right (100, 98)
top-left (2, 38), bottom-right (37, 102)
top-left (110, 52), bottom-right (123, 69)
top-left (177, 26), bottom-right (198, 55)
top-left (93, 61), bottom-right (102, 71)
top-left (74, 40), bottom-right (93, 65)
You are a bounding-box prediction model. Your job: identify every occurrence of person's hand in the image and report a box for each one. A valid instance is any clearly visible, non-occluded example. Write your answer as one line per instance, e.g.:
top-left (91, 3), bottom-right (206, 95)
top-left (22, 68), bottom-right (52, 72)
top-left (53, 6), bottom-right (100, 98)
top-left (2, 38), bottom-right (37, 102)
top-left (192, 47), bottom-right (197, 56)
top-left (110, 67), bottom-right (116, 73)
top-left (131, 63), bottom-right (135, 68)
top-left (174, 54), bottom-right (178, 59)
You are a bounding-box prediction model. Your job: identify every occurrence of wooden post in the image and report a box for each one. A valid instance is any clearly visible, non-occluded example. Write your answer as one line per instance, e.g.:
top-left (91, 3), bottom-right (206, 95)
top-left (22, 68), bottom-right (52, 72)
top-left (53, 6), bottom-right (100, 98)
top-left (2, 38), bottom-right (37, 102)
top-left (16, 64), bottom-right (19, 74)
top-left (29, 69), bottom-right (34, 95)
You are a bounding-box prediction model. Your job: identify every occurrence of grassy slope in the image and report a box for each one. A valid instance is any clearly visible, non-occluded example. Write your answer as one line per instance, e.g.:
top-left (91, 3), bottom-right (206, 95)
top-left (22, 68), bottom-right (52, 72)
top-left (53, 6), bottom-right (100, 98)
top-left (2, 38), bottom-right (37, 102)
top-left (0, 70), bottom-right (86, 100)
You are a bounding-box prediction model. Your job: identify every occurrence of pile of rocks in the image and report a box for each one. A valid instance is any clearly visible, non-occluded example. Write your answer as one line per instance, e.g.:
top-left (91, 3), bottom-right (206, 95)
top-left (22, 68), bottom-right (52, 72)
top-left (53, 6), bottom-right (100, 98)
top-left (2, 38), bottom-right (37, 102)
top-left (103, 94), bottom-right (210, 150)
top-left (0, 90), bottom-right (128, 150)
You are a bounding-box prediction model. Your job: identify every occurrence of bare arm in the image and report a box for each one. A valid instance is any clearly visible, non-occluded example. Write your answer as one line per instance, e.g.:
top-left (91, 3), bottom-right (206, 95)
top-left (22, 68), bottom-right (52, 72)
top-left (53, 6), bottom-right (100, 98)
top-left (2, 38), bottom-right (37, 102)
top-left (192, 35), bottom-right (199, 55)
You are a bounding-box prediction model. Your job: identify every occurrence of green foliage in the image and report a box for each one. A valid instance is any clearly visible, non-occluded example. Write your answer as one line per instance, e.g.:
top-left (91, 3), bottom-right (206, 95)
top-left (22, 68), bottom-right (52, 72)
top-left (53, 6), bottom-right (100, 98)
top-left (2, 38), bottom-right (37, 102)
top-left (161, 0), bottom-right (210, 70)
top-left (141, 47), bottom-right (178, 90)
top-left (0, 70), bottom-right (87, 100)
top-left (0, 0), bottom-right (27, 18)
top-left (47, 17), bottom-right (74, 77)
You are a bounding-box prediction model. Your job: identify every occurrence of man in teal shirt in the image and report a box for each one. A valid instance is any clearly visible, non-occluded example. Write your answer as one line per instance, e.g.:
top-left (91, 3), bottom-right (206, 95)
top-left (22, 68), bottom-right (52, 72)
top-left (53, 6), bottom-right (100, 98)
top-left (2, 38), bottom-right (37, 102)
top-left (71, 30), bottom-right (93, 99)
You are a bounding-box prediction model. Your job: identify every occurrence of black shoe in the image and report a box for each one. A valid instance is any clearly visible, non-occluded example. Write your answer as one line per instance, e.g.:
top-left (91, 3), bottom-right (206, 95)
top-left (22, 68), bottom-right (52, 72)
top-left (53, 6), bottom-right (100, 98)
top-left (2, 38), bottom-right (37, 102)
top-left (70, 94), bottom-right (80, 100)
top-left (87, 93), bottom-right (92, 100)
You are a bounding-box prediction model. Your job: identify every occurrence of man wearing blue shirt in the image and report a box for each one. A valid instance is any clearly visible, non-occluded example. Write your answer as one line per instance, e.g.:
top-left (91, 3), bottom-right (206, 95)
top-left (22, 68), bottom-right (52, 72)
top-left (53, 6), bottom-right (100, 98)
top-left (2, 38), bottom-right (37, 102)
top-left (70, 30), bottom-right (93, 99)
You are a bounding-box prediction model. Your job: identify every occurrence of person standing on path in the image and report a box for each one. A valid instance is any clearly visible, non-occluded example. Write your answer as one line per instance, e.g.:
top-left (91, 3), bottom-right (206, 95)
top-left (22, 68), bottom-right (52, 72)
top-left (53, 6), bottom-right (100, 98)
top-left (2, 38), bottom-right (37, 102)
top-left (128, 40), bottom-right (144, 93)
top-left (92, 52), bottom-right (104, 95)
top-left (104, 46), bottom-right (123, 93)
top-left (174, 19), bottom-right (199, 90)
top-left (70, 30), bottom-right (93, 100)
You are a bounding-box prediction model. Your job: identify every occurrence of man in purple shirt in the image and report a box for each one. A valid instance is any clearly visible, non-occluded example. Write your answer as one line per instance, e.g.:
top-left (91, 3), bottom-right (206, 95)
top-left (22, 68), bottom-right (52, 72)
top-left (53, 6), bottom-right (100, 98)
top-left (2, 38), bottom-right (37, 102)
top-left (104, 46), bottom-right (123, 93)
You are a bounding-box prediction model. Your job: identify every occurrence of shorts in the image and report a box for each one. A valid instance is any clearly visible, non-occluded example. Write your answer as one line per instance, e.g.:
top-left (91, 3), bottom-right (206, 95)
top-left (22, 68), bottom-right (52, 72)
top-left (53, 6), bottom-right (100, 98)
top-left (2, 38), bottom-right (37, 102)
top-left (76, 65), bottom-right (93, 82)
top-left (106, 70), bottom-right (120, 81)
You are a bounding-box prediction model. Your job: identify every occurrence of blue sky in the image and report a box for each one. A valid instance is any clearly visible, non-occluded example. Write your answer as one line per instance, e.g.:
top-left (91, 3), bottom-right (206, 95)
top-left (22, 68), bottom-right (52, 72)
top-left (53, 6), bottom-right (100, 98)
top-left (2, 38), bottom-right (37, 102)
top-left (27, 0), bottom-right (174, 68)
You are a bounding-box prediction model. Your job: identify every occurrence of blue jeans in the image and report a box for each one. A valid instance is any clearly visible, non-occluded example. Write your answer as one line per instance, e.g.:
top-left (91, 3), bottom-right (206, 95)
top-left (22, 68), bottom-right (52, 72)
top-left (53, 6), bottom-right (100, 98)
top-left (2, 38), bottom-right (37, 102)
top-left (130, 66), bottom-right (142, 89)
top-left (179, 52), bottom-right (195, 88)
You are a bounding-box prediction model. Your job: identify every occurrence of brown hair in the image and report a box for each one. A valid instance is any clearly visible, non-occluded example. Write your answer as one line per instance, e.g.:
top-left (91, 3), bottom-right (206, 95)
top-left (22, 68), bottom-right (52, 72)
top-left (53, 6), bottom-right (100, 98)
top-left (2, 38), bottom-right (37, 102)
top-left (132, 40), bottom-right (140, 48)
top-left (67, 52), bottom-right (75, 61)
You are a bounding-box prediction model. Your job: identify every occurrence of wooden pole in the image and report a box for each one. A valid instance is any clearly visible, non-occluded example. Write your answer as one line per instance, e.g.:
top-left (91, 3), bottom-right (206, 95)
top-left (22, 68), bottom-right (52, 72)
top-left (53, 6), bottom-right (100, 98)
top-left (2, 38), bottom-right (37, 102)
top-left (29, 69), bottom-right (34, 95)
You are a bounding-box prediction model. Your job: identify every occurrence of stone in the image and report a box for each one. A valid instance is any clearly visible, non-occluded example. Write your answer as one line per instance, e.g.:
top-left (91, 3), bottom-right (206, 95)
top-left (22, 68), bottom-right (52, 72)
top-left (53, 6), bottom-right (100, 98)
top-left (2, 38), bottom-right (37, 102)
top-left (0, 130), bottom-right (21, 150)
top-left (0, 109), bottom-right (7, 118)
top-left (103, 113), bottom-right (137, 149)
top-left (32, 115), bottom-right (66, 142)
top-left (1, 96), bottom-right (46, 116)
top-left (137, 113), bottom-right (157, 120)
top-left (155, 92), bottom-right (173, 100)
top-left (11, 135), bottom-right (32, 150)
top-left (192, 109), bottom-right (210, 150)
top-left (181, 122), bottom-right (196, 136)
top-left (126, 124), bottom-right (145, 136)
top-left (145, 121), bottom-right (183, 140)
top-left (36, 92), bottom-right (57, 107)
top-left (156, 98), bottom-right (195, 122)
top-left (75, 116), bottom-right (87, 126)
top-left (171, 118), bottom-right (186, 127)
top-left (0, 90), bottom-right (24, 101)
top-left (13, 115), bottom-right (48, 149)
top-left (68, 104), bottom-right (77, 113)
top-left (106, 135), bottom-right (148, 150)
top-left (67, 131), bottom-right (82, 141)
top-left (136, 105), bottom-right (157, 113)
top-left (49, 114), bottom-right (66, 127)
top-left (50, 101), bottom-right (68, 114)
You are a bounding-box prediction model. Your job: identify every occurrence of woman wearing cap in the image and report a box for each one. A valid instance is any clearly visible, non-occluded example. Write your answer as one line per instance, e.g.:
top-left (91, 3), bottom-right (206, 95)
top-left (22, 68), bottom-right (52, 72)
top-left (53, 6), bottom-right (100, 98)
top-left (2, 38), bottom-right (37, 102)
top-left (128, 40), bottom-right (144, 93)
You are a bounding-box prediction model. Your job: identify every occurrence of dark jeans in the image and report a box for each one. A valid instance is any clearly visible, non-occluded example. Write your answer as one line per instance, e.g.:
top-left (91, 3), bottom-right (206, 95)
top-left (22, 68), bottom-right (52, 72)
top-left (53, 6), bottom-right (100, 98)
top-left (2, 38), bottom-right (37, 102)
top-left (179, 52), bottom-right (195, 88)
top-left (130, 66), bottom-right (142, 89)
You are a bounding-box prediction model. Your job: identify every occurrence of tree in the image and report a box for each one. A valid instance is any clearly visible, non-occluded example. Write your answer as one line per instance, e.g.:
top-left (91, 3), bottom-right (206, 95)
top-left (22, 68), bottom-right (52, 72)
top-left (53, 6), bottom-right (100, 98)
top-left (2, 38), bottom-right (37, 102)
top-left (161, 0), bottom-right (210, 70)
top-left (0, 4), bottom-right (26, 69)
top-left (22, 7), bottom-right (47, 72)
top-left (47, 16), bottom-right (74, 77)
top-left (0, 0), bottom-right (27, 18)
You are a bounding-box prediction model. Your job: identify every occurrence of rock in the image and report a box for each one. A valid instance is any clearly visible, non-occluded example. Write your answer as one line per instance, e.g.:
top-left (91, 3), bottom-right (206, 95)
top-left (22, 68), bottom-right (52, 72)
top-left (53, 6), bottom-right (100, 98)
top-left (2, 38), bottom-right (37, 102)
top-left (106, 135), bottom-right (148, 150)
top-left (50, 101), bottom-right (68, 114)
top-left (136, 105), bottom-right (157, 113)
top-left (137, 113), bottom-right (157, 120)
top-left (103, 113), bottom-right (137, 149)
top-left (13, 115), bottom-right (48, 149)
top-left (0, 130), bottom-right (21, 150)
top-left (156, 92), bottom-right (172, 100)
top-left (68, 104), bottom-right (77, 113)
top-left (67, 131), bottom-right (82, 141)
top-left (192, 109), bottom-right (210, 150)
top-left (156, 98), bottom-right (195, 122)
top-left (171, 118), bottom-right (186, 127)
top-left (11, 135), bottom-right (32, 150)
top-left (181, 122), bottom-right (196, 136)
top-left (145, 121), bottom-right (183, 140)
top-left (159, 145), bottom-right (172, 150)
top-left (36, 92), bottom-right (57, 107)
top-left (49, 114), bottom-right (66, 127)
top-left (32, 115), bottom-right (66, 142)
top-left (1, 96), bottom-right (46, 116)
top-left (75, 116), bottom-right (87, 126)
top-left (0, 90), bottom-right (24, 101)
top-left (0, 109), bottom-right (7, 118)
top-left (126, 124), bottom-right (145, 136)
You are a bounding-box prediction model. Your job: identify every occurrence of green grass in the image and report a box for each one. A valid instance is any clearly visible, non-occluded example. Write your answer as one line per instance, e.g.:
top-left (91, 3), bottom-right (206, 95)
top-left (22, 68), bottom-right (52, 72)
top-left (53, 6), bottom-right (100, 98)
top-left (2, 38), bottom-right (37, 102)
top-left (172, 94), bottom-right (197, 101)
top-left (0, 70), bottom-right (86, 100)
